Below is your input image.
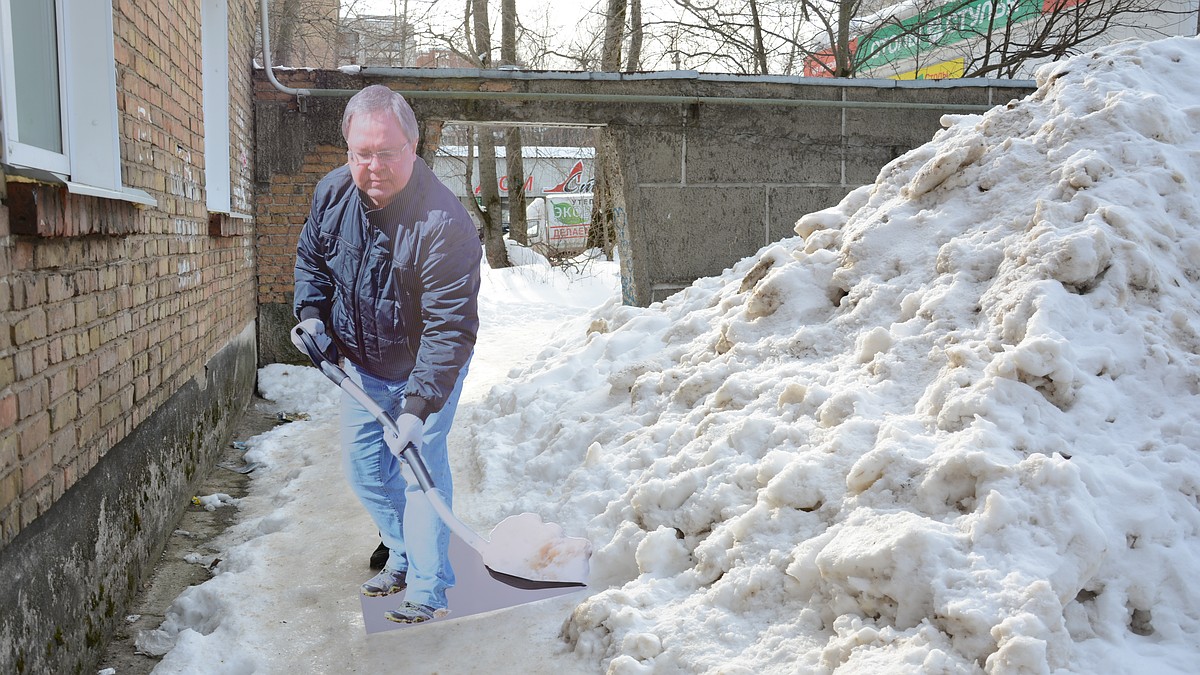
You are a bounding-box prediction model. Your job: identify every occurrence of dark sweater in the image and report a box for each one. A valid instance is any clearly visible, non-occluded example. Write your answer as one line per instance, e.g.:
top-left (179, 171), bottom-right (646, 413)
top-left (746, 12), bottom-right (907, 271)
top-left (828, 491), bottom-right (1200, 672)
top-left (294, 158), bottom-right (481, 419)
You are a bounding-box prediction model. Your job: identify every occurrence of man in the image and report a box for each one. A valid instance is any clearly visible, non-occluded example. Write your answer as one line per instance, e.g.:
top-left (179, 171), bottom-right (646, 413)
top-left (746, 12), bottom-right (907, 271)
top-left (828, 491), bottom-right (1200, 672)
top-left (292, 84), bottom-right (481, 624)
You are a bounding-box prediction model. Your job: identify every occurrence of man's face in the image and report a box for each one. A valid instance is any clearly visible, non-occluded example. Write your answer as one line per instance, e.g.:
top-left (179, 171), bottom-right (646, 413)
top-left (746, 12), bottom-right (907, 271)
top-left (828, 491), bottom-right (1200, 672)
top-left (344, 110), bottom-right (415, 209)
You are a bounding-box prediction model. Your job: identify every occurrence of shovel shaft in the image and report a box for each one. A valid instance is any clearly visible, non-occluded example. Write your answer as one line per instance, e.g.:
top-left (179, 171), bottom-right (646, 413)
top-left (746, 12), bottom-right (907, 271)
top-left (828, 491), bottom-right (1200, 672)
top-left (337, 377), bottom-right (485, 548)
top-left (294, 326), bottom-right (589, 588)
top-left (295, 325), bottom-right (486, 541)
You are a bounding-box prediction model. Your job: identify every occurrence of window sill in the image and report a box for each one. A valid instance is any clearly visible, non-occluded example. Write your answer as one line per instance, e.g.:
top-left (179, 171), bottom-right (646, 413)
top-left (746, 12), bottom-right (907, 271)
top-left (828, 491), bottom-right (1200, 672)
top-left (208, 211), bottom-right (252, 237)
top-left (66, 180), bottom-right (157, 207)
top-left (6, 180), bottom-right (144, 237)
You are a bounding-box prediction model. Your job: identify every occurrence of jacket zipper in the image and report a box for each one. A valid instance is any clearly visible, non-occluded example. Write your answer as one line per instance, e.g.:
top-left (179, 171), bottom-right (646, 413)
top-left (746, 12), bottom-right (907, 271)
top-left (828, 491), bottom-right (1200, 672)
top-left (351, 205), bottom-right (371, 367)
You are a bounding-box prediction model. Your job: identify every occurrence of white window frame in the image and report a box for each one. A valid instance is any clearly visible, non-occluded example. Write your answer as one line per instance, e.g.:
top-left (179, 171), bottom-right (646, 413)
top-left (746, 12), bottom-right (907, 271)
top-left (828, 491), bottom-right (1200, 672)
top-left (0, 0), bottom-right (155, 206)
top-left (203, 0), bottom-right (232, 215)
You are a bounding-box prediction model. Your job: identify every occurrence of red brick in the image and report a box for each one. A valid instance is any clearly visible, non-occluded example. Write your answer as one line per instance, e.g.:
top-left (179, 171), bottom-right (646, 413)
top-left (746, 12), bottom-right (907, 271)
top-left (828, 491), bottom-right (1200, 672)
top-left (0, 468), bottom-right (20, 514)
top-left (19, 413), bottom-right (50, 461)
top-left (16, 380), bottom-right (48, 420)
top-left (21, 447), bottom-right (51, 491)
top-left (49, 394), bottom-right (78, 433)
top-left (0, 357), bottom-right (15, 390)
top-left (0, 430), bottom-right (15, 473)
top-left (50, 428), bottom-right (75, 464)
top-left (0, 394), bottom-right (15, 429)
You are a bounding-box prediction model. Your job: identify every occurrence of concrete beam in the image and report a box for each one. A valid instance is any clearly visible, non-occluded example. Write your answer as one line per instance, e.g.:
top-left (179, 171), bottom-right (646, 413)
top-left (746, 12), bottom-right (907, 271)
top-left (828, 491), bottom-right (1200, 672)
top-left (255, 69), bottom-right (1035, 309)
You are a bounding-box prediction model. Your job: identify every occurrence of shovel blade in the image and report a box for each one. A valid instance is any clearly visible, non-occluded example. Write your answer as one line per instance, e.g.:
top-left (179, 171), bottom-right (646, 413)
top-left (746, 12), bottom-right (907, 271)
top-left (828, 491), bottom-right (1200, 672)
top-left (480, 512), bottom-right (591, 588)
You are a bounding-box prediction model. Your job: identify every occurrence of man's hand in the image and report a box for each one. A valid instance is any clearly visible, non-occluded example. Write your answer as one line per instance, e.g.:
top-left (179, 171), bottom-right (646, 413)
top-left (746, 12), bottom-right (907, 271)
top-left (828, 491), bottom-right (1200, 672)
top-left (291, 318), bottom-right (333, 360)
top-left (384, 413), bottom-right (424, 459)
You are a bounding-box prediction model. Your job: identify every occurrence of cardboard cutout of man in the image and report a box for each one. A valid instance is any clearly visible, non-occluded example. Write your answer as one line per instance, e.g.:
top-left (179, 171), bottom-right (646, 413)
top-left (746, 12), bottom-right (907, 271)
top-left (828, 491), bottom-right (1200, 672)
top-left (292, 84), bottom-right (481, 624)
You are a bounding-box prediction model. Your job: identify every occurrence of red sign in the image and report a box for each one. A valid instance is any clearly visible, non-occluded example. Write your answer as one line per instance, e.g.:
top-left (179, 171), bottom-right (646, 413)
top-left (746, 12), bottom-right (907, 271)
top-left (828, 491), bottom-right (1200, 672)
top-left (1043, 0), bottom-right (1086, 9)
top-left (498, 174), bottom-right (534, 193)
top-left (803, 39), bottom-right (857, 78)
top-left (543, 161), bottom-right (590, 193)
top-left (549, 225), bottom-right (589, 241)
top-left (473, 174), bottom-right (534, 195)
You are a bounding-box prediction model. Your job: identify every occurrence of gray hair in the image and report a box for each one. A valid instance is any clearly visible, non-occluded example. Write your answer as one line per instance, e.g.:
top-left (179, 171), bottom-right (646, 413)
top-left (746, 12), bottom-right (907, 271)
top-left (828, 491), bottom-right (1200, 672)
top-left (341, 85), bottom-right (419, 145)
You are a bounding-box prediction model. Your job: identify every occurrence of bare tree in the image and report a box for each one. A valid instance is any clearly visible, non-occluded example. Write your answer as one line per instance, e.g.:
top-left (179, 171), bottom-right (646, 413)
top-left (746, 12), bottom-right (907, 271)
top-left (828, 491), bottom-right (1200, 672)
top-left (589, 1), bottom-right (631, 257)
top-left (957, 0), bottom-right (1179, 78)
top-left (651, 0), bottom-right (1182, 78)
top-left (502, 0), bottom-right (528, 246)
top-left (651, 0), bottom-right (805, 74)
top-left (340, 1), bottom-right (417, 67)
top-left (468, 0), bottom-right (511, 268)
top-left (602, 0), bottom-right (629, 69)
top-left (263, 0), bottom-right (340, 67)
top-left (628, 0), bottom-right (645, 70)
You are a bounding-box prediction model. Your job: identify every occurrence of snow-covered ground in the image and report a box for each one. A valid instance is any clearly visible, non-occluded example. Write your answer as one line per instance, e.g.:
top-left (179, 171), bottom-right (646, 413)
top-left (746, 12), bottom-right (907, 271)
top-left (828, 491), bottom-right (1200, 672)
top-left (138, 36), bottom-right (1198, 674)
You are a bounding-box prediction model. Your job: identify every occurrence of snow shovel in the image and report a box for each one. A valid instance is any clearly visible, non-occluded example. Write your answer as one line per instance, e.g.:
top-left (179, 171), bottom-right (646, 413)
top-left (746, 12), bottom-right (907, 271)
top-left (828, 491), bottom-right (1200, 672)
top-left (294, 326), bottom-right (591, 590)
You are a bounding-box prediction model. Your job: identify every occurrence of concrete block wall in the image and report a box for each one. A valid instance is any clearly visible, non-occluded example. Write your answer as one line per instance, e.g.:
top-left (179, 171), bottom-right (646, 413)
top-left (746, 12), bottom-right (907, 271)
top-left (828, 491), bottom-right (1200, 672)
top-left (0, 1), bottom-right (260, 672)
top-left (608, 81), bottom-right (1033, 304)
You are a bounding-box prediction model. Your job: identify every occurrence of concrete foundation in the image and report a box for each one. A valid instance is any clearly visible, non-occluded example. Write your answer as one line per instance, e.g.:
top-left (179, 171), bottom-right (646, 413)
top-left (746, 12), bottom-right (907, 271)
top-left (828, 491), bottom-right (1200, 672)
top-left (0, 323), bottom-right (258, 675)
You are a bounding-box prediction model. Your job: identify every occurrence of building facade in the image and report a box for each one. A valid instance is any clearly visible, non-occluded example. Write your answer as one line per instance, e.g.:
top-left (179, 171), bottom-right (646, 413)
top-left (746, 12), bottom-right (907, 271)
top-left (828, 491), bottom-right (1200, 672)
top-left (0, 1), bottom-right (260, 672)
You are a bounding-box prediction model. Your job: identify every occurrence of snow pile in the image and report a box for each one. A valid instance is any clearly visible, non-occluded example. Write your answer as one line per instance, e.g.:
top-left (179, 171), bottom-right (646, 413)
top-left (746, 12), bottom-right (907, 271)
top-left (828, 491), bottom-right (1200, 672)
top-left (463, 37), bottom-right (1200, 673)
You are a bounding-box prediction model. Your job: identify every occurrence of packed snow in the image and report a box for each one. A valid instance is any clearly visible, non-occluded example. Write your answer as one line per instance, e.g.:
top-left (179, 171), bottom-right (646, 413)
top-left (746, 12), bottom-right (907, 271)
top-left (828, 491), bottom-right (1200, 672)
top-left (133, 36), bottom-right (1199, 674)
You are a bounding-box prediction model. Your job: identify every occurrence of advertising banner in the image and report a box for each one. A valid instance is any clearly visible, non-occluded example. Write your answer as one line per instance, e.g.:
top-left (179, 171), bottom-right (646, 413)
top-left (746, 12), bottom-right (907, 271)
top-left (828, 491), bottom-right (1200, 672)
top-left (857, 0), bottom-right (1042, 70)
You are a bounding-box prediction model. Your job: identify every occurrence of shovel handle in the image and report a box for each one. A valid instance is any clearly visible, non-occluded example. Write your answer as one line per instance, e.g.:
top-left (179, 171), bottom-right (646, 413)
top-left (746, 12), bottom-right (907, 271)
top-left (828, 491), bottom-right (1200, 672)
top-left (293, 327), bottom-right (347, 385)
top-left (293, 326), bottom-right (436, 493)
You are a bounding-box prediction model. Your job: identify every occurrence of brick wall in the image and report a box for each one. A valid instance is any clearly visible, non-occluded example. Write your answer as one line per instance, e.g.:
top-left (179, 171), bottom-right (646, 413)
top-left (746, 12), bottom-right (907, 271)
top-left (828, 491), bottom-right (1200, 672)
top-left (252, 71), bottom-right (348, 364)
top-left (0, 1), bottom-right (267, 669)
top-left (256, 143), bottom-right (349, 305)
top-left (0, 0), bottom-right (257, 564)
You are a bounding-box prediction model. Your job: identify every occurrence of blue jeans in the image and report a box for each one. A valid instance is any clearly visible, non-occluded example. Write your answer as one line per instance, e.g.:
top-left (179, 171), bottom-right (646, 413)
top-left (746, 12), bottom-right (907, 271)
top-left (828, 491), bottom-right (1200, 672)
top-left (340, 359), bottom-right (469, 610)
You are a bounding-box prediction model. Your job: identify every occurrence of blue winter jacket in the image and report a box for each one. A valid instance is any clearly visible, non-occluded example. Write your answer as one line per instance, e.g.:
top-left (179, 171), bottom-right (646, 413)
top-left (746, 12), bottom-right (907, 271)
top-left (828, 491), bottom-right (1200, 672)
top-left (294, 159), bottom-right (481, 419)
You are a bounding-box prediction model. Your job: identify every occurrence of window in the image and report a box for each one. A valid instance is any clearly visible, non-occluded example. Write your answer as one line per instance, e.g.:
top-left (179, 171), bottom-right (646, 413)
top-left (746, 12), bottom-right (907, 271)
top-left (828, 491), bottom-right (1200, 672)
top-left (202, 0), bottom-right (249, 235)
top-left (0, 0), bottom-right (155, 206)
top-left (203, 0), bottom-right (231, 215)
top-left (1, 0), bottom-right (66, 173)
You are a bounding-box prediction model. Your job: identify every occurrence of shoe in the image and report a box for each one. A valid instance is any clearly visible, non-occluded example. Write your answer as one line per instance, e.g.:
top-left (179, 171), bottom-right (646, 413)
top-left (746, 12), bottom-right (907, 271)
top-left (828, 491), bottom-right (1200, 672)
top-left (361, 568), bottom-right (407, 597)
top-left (384, 601), bottom-right (447, 624)
top-left (369, 541), bottom-right (388, 571)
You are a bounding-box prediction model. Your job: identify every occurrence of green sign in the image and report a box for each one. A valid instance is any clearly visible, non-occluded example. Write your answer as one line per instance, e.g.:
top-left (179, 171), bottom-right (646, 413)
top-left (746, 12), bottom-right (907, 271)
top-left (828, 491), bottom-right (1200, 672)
top-left (858, 0), bottom-right (1041, 70)
top-left (552, 201), bottom-right (587, 225)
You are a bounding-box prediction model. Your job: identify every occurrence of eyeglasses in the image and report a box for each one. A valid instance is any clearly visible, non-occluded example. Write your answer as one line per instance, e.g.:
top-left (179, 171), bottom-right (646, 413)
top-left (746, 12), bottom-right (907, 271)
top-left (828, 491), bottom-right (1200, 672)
top-left (347, 143), bottom-right (410, 166)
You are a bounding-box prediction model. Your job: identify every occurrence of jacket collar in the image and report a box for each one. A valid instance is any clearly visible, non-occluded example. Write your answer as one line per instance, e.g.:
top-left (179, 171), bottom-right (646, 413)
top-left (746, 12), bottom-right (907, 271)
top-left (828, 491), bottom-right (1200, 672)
top-left (360, 157), bottom-right (431, 225)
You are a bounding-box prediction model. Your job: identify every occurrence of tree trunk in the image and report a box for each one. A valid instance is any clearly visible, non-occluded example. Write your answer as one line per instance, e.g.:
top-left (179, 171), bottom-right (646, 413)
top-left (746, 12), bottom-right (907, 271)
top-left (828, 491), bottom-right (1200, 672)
top-left (472, 0), bottom-right (491, 66)
top-left (596, 0), bottom-right (625, 260)
top-left (601, 0), bottom-right (625, 71)
top-left (626, 0), bottom-right (642, 72)
top-left (501, 0), bottom-right (516, 63)
top-left (836, 0), bottom-right (853, 77)
top-left (476, 129), bottom-right (509, 268)
top-left (500, 0), bottom-right (527, 246)
top-left (271, 0), bottom-right (299, 65)
top-left (469, 0), bottom-right (507, 267)
top-left (505, 129), bottom-right (527, 246)
top-left (587, 130), bottom-right (617, 259)
top-left (749, 0), bottom-right (768, 74)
